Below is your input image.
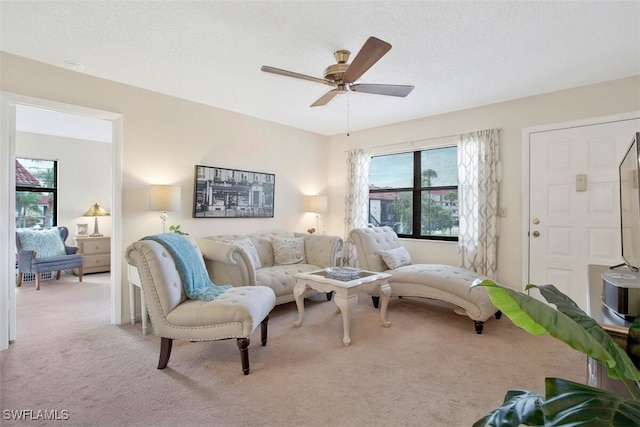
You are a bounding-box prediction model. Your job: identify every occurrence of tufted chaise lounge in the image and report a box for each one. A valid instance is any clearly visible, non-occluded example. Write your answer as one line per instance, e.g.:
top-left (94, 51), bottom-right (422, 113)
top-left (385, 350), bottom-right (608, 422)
top-left (349, 226), bottom-right (501, 334)
top-left (125, 235), bottom-right (276, 375)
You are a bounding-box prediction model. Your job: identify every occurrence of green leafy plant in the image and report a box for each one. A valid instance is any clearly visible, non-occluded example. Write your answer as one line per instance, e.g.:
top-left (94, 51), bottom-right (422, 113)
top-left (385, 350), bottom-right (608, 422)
top-left (472, 280), bottom-right (640, 427)
top-left (168, 225), bottom-right (188, 235)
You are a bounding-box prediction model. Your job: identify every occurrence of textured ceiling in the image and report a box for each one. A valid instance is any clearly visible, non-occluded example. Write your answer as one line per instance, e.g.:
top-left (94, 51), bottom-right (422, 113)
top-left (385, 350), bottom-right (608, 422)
top-left (1, 1), bottom-right (639, 136)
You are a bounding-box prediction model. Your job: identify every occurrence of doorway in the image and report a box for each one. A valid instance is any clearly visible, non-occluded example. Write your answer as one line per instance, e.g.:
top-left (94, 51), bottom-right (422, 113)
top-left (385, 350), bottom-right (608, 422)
top-left (1, 93), bottom-right (123, 350)
top-left (523, 113), bottom-right (640, 310)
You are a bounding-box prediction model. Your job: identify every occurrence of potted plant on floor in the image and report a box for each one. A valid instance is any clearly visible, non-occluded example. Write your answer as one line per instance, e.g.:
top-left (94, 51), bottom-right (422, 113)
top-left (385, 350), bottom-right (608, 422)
top-left (472, 280), bottom-right (640, 427)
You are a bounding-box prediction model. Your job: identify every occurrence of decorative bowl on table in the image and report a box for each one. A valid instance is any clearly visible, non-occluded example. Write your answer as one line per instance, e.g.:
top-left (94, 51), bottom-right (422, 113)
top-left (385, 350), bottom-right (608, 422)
top-left (325, 266), bottom-right (362, 281)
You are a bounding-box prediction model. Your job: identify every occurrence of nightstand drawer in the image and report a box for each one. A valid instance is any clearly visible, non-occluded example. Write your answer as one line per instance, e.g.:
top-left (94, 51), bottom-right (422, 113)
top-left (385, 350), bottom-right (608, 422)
top-left (81, 240), bottom-right (110, 254)
top-left (83, 254), bottom-right (110, 268)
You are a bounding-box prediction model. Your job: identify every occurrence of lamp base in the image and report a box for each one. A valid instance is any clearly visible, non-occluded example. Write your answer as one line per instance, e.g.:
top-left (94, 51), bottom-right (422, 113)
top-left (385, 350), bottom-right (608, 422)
top-left (90, 216), bottom-right (102, 238)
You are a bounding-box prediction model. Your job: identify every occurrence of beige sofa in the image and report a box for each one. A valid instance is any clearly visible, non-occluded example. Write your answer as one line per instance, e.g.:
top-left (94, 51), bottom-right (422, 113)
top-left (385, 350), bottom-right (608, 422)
top-left (198, 231), bottom-right (342, 305)
top-left (349, 226), bottom-right (500, 334)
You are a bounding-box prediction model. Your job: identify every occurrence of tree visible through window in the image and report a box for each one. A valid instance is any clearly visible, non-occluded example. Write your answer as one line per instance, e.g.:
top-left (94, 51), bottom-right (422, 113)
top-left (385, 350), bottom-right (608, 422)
top-left (369, 146), bottom-right (458, 241)
top-left (15, 157), bottom-right (58, 228)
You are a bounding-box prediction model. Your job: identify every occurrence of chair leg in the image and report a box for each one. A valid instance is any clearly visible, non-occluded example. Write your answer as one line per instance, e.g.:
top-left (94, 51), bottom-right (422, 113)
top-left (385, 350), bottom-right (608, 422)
top-left (36, 273), bottom-right (41, 291)
top-left (17, 272), bottom-right (23, 287)
top-left (474, 321), bottom-right (484, 335)
top-left (158, 337), bottom-right (173, 369)
top-left (78, 268), bottom-right (83, 283)
top-left (260, 315), bottom-right (269, 346)
top-left (371, 295), bottom-right (380, 308)
top-left (55, 270), bottom-right (61, 280)
top-left (237, 338), bottom-right (250, 375)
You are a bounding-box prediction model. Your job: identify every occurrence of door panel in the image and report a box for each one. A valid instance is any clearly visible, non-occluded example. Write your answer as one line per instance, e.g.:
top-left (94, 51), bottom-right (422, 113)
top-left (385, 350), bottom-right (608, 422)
top-left (529, 119), bottom-right (640, 309)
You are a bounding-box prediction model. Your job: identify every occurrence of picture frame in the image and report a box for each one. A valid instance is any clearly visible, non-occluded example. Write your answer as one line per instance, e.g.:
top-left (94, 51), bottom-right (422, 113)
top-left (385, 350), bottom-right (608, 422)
top-left (193, 165), bottom-right (275, 218)
top-left (76, 223), bottom-right (89, 236)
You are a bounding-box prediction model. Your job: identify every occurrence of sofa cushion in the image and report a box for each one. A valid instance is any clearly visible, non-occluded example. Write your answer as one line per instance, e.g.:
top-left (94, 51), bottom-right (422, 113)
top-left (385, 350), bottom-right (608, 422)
top-left (256, 264), bottom-right (319, 297)
top-left (224, 238), bottom-right (262, 269)
top-left (379, 246), bottom-right (412, 270)
top-left (272, 237), bottom-right (306, 265)
top-left (17, 228), bottom-right (66, 258)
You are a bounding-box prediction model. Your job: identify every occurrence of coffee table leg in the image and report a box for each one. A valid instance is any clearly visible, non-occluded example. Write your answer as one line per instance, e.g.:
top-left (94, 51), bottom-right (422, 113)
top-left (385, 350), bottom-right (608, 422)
top-left (293, 283), bottom-right (307, 327)
top-left (379, 283), bottom-right (391, 327)
top-left (334, 293), bottom-right (358, 346)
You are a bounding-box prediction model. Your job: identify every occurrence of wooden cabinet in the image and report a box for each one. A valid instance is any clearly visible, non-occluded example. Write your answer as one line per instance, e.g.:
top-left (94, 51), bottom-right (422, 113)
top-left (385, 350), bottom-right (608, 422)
top-left (74, 236), bottom-right (111, 274)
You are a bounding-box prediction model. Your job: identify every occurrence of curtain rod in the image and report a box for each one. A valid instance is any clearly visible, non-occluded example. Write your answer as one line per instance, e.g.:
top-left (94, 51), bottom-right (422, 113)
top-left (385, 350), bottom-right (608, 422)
top-left (345, 128), bottom-right (501, 152)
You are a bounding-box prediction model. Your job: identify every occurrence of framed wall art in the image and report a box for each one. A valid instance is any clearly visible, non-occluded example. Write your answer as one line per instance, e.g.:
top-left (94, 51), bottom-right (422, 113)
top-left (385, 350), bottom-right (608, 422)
top-left (193, 165), bottom-right (275, 218)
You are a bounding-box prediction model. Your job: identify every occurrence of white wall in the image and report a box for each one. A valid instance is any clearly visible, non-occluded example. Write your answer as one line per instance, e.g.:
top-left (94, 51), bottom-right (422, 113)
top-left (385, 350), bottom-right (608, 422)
top-left (16, 132), bottom-right (112, 237)
top-left (327, 76), bottom-right (640, 290)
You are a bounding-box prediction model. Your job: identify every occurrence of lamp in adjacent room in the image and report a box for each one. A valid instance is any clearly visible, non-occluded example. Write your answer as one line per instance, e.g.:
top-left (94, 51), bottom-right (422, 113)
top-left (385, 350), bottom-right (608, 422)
top-left (149, 185), bottom-right (181, 233)
top-left (304, 195), bottom-right (328, 234)
top-left (83, 203), bottom-right (110, 237)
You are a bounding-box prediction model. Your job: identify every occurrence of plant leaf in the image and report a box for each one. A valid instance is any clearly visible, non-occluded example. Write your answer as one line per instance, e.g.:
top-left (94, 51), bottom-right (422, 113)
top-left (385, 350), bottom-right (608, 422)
top-left (474, 280), bottom-right (614, 369)
top-left (536, 284), bottom-right (640, 384)
top-left (472, 389), bottom-right (544, 427)
top-left (542, 377), bottom-right (640, 426)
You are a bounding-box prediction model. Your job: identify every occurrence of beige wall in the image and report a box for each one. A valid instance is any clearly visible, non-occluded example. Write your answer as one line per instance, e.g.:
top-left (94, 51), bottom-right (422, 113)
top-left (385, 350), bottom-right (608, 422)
top-left (2, 51), bottom-right (639, 320)
top-left (1, 52), bottom-right (329, 323)
top-left (328, 76), bottom-right (640, 289)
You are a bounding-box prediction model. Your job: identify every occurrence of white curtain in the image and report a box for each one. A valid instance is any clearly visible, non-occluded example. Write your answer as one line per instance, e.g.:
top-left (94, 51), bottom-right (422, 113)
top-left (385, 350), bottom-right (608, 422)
top-left (457, 128), bottom-right (501, 278)
top-left (343, 148), bottom-right (370, 266)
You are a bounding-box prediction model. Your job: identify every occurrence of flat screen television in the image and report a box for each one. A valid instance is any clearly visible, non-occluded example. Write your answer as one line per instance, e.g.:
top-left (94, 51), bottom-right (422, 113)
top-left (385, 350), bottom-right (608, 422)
top-left (619, 132), bottom-right (640, 272)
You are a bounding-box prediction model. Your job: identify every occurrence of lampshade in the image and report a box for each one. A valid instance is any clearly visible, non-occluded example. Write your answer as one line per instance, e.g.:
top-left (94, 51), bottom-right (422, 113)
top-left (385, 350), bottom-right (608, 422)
top-left (83, 203), bottom-right (110, 237)
top-left (304, 195), bottom-right (328, 213)
top-left (149, 185), bottom-right (181, 212)
top-left (83, 203), bottom-right (110, 217)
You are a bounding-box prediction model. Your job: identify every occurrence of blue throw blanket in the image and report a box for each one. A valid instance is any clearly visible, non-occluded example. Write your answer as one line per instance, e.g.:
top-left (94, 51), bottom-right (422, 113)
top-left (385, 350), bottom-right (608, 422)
top-left (142, 233), bottom-right (231, 301)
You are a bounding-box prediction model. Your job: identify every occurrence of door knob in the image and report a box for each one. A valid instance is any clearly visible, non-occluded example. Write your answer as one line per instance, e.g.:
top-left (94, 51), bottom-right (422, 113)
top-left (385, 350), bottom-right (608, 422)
top-left (532, 231), bottom-right (540, 237)
top-left (532, 218), bottom-right (540, 225)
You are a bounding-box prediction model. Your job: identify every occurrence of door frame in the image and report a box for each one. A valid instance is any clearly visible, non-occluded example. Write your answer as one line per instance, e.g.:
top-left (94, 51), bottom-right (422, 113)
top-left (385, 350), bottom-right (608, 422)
top-left (0, 92), bottom-right (123, 350)
top-left (521, 111), bottom-right (640, 288)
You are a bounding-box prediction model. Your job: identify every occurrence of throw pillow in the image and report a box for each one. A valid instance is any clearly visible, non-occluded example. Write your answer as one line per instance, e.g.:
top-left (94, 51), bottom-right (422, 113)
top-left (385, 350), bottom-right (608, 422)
top-left (378, 246), bottom-right (412, 270)
top-left (272, 237), bottom-right (306, 265)
top-left (17, 228), bottom-right (66, 258)
top-left (224, 238), bottom-right (263, 269)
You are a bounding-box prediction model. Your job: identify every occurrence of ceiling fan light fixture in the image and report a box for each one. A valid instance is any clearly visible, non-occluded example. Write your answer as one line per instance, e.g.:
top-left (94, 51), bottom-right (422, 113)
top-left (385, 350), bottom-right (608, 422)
top-left (261, 36), bottom-right (414, 107)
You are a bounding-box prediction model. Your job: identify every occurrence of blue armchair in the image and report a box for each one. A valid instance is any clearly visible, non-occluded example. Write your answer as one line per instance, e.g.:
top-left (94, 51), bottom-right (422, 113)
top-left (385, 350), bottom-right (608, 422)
top-left (16, 226), bottom-right (84, 290)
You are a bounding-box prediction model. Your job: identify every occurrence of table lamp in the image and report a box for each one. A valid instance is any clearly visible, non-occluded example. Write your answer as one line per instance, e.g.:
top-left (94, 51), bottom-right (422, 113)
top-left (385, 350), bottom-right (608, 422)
top-left (83, 203), bottom-right (110, 237)
top-left (149, 185), bottom-right (181, 233)
top-left (304, 195), bottom-right (328, 233)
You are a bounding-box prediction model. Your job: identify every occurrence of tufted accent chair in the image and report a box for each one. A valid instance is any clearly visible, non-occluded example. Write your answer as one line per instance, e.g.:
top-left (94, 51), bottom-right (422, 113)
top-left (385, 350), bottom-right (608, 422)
top-left (125, 236), bottom-right (276, 375)
top-left (349, 226), bottom-right (501, 334)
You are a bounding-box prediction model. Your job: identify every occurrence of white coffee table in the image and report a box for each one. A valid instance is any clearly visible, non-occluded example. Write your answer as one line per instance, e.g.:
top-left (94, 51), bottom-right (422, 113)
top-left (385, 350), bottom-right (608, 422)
top-left (293, 269), bottom-right (392, 346)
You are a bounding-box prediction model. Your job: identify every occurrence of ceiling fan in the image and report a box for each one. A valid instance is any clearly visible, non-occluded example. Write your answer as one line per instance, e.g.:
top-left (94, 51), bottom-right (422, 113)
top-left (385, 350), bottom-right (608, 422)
top-left (261, 36), bottom-right (414, 107)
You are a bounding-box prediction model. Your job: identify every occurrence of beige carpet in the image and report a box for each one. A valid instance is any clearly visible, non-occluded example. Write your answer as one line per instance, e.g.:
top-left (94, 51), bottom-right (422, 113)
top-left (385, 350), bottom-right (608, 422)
top-left (0, 273), bottom-right (585, 427)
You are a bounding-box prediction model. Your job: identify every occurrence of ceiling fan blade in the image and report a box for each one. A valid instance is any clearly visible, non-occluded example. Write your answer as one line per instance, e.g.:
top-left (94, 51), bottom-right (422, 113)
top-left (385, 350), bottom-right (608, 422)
top-left (261, 65), bottom-right (333, 86)
top-left (350, 83), bottom-right (414, 97)
top-left (343, 37), bottom-right (392, 83)
top-left (311, 89), bottom-right (339, 107)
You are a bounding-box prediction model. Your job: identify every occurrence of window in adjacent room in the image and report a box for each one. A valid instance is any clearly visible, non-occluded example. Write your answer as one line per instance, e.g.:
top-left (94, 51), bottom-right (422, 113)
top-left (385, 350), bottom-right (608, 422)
top-left (369, 146), bottom-right (458, 241)
top-left (15, 157), bottom-right (58, 228)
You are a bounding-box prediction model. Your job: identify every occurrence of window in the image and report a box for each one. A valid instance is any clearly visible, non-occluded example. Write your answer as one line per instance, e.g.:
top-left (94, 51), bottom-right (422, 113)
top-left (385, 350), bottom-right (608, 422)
top-left (369, 146), bottom-right (458, 241)
top-left (16, 157), bottom-right (58, 228)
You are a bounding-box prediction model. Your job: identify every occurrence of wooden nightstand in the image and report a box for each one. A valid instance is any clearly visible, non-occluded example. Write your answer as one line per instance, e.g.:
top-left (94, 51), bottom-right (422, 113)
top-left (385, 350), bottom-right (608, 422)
top-left (74, 236), bottom-right (111, 274)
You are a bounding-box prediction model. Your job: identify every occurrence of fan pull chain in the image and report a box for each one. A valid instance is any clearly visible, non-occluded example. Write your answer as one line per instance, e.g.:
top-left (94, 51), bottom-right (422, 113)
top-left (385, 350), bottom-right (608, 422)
top-left (347, 92), bottom-right (350, 136)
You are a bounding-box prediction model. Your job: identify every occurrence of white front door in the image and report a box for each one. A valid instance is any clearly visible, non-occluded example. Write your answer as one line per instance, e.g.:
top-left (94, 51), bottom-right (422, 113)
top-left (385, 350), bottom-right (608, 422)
top-left (528, 118), bottom-right (640, 309)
